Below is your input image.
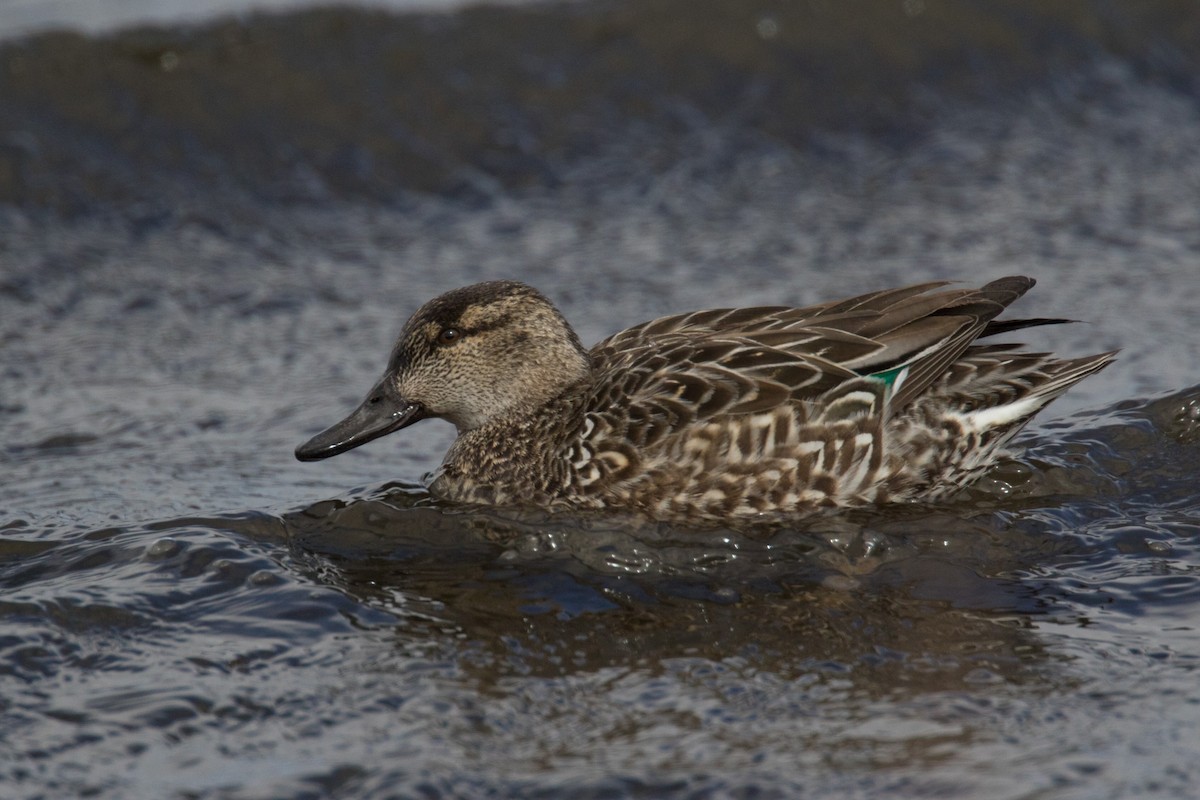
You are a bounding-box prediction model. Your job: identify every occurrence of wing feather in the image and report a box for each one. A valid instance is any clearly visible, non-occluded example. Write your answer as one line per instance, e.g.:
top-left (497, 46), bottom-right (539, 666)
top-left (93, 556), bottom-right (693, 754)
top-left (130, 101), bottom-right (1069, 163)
top-left (582, 276), bottom-right (1061, 480)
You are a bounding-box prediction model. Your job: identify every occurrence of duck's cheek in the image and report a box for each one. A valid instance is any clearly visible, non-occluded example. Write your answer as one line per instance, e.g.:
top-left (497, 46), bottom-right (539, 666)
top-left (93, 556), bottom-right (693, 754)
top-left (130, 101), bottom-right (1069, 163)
top-left (393, 376), bottom-right (433, 407)
top-left (400, 385), bottom-right (462, 424)
top-left (435, 395), bottom-right (505, 433)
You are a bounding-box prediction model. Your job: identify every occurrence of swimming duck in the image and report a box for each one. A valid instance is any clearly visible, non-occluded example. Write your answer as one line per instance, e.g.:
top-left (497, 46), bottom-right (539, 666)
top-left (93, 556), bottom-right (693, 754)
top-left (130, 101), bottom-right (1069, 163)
top-left (296, 277), bottom-right (1114, 522)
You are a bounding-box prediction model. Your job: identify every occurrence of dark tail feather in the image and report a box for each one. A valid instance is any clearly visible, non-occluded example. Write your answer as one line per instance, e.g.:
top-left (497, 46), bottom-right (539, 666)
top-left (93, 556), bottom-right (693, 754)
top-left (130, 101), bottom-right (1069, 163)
top-left (982, 317), bottom-right (1076, 337)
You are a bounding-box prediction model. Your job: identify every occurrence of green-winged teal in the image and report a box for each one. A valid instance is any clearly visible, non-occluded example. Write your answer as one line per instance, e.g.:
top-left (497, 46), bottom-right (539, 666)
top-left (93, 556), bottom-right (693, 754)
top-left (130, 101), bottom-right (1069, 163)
top-left (296, 277), bottom-right (1114, 522)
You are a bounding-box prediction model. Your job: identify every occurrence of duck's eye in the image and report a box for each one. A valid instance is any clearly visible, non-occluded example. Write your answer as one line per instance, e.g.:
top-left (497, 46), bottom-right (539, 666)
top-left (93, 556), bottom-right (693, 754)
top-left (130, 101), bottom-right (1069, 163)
top-left (437, 328), bottom-right (462, 345)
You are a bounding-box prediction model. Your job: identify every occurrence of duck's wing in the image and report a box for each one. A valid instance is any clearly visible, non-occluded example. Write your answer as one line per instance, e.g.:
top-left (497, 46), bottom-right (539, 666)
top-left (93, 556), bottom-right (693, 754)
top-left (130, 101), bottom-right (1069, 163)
top-left (574, 331), bottom-right (874, 489)
top-left (595, 278), bottom-right (1044, 344)
top-left (588, 332), bottom-right (861, 435)
top-left (593, 281), bottom-right (949, 352)
top-left (590, 277), bottom-right (1043, 418)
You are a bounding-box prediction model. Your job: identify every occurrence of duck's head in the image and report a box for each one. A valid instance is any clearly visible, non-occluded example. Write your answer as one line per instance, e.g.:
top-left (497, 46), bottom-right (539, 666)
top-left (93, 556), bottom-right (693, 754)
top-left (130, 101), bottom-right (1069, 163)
top-left (295, 280), bottom-right (590, 461)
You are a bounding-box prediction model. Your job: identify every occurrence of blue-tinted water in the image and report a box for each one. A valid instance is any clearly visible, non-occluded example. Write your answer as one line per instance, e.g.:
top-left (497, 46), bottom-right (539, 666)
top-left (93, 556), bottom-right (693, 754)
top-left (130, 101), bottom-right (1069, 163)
top-left (2, 2), bottom-right (1199, 797)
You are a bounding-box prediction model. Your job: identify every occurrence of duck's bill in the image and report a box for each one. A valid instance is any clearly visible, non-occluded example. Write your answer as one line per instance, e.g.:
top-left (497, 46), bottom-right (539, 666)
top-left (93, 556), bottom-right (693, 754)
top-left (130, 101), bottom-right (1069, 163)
top-left (295, 378), bottom-right (425, 461)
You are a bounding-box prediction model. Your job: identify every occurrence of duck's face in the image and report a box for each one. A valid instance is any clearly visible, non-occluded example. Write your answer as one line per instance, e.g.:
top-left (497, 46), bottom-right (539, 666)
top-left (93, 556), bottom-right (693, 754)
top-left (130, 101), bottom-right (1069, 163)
top-left (296, 281), bottom-right (589, 462)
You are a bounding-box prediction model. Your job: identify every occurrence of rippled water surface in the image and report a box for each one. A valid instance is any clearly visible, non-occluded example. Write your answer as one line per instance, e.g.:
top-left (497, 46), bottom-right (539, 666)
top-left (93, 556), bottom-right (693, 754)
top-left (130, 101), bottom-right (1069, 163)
top-left (2, 2), bottom-right (1200, 798)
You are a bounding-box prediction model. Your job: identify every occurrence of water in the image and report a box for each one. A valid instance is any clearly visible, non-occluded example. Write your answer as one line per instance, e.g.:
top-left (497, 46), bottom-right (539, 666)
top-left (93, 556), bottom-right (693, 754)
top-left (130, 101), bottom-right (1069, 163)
top-left (0, 0), bottom-right (538, 40)
top-left (2, 1), bottom-right (1200, 797)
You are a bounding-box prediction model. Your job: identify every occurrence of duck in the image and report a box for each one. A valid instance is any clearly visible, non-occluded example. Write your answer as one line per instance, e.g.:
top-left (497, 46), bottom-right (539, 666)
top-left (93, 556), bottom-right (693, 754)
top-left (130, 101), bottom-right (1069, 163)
top-left (296, 277), bottom-right (1115, 523)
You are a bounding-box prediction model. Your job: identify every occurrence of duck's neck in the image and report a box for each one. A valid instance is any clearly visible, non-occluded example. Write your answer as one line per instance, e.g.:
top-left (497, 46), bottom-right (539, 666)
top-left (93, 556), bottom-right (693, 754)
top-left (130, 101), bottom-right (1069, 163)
top-left (433, 378), bottom-right (591, 504)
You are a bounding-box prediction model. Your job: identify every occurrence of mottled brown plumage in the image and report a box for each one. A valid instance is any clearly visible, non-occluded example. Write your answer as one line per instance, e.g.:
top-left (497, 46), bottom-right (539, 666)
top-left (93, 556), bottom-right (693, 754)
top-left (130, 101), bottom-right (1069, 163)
top-left (296, 278), bottom-right (1114, 523)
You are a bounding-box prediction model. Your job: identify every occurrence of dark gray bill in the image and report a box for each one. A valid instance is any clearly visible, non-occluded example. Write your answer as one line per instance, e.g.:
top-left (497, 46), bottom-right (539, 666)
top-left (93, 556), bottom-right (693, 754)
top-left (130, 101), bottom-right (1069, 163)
top-left (295, 376), bottom-right (424, 461)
